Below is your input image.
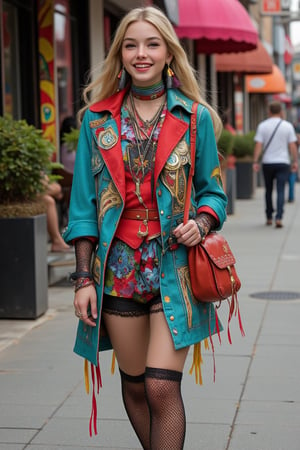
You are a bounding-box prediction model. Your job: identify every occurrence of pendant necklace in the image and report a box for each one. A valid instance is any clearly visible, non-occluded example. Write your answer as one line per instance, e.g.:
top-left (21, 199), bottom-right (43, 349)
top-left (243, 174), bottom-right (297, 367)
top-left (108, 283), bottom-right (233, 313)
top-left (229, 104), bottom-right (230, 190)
top-left (126, 92), bottom-right (165, 210)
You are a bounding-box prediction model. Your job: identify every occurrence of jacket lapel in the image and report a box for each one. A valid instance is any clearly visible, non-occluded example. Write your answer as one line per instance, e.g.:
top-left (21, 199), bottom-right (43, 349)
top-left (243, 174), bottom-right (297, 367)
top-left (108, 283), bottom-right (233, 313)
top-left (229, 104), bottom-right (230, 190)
top-left (154, 111), bottom-right (189, 186)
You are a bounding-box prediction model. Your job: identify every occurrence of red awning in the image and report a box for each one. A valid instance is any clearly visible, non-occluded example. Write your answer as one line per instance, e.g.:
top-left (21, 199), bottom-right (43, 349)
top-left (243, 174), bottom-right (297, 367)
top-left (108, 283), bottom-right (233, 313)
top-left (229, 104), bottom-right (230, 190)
top-left (174, 0), bottom-right (258, 54)
top-left (215, 40), bottom-right (273, 74)
top-left (245, 65), bottom-right (286, 94)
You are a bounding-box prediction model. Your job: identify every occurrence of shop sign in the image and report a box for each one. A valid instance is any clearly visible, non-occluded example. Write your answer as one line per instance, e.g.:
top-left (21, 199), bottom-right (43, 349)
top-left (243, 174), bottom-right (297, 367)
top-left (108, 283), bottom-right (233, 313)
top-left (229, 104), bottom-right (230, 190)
top-left (261, 0), bottom-right (291, 15)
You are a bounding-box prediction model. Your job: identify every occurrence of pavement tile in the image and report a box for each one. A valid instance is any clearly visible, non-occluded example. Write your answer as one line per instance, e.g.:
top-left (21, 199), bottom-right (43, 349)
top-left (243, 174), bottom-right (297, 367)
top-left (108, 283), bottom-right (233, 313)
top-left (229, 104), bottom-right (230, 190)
top-left (0, 185), bottom-right (300, 450)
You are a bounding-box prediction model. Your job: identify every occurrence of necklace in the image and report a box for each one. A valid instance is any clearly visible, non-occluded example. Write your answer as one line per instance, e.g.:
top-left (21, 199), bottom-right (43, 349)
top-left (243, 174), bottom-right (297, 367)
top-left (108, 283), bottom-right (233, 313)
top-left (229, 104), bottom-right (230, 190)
top-left (129, 91), bottom-right (164, 133)
top-left (131, 79), bottom-right (165, 101)
top-left (126, 94), bottom-right (165, 214)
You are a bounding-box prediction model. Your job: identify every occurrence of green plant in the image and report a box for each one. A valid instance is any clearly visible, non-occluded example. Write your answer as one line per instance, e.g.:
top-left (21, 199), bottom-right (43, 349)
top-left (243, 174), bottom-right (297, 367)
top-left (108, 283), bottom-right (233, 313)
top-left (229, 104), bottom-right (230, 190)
top-left (217, 129), bottom-right (234, 157)
top-left (62, 127), bottom-right (80, 152)
top-left (0, 115), bottom-right (56, 216)
top-left (232, 131), bottom-right (255, 159)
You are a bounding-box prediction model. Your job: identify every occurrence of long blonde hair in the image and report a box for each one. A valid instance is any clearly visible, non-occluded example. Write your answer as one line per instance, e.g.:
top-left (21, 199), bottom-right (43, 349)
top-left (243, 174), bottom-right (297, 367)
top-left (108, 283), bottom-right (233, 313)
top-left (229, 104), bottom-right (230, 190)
top-left (79, 6), bottom-right (222, 136)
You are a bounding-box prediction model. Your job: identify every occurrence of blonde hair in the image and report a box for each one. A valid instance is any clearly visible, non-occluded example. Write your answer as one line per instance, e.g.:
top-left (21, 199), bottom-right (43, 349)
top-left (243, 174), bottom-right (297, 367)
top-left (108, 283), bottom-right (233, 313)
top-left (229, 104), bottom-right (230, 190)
top-left (79, 6), bottom-right (222, 136)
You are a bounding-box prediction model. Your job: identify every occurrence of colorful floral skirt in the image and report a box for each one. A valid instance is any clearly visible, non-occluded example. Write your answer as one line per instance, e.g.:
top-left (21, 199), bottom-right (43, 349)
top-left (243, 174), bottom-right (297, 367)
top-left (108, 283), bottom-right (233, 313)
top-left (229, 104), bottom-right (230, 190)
top-left (104, 238), bottom-right (161, 303)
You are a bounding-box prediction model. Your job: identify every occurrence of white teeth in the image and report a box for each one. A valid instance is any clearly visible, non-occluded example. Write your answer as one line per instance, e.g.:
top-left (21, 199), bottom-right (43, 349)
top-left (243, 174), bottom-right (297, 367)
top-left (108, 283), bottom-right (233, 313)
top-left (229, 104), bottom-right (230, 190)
top-left (135, 64), bottom-right (150, 68)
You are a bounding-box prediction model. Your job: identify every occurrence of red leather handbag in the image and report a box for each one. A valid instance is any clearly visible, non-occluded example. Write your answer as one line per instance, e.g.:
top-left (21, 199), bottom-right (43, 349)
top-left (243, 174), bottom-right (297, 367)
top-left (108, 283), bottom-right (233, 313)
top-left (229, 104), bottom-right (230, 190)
top-left (188, 232), bottom-right (241, 303)
top-left (185, 104), bottom-right (242, 341)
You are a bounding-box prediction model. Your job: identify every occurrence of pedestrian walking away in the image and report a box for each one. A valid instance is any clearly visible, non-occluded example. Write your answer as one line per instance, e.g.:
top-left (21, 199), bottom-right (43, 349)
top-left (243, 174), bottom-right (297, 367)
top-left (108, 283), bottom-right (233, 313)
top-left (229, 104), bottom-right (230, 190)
top-left (253, 101), bottom-right (298, 228)
top-left (63, 6), bottom-right (227, 449)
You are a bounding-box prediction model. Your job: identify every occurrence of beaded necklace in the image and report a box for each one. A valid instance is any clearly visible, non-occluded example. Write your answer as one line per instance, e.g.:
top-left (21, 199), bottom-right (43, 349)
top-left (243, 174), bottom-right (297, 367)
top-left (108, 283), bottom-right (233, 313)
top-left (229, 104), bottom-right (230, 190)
top-left (131, 79), bottom-right (165, 101)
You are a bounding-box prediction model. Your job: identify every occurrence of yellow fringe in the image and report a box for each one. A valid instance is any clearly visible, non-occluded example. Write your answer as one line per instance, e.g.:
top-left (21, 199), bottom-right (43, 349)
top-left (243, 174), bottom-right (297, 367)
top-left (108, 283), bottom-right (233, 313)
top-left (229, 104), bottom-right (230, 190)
top-left (204, 337), bottom-right (209, 350)
top-left (84, 358), bottom-right (90, 394)
top-left (189, 342), bottom-right (203, 385)
top-left (111, 350), bottom-right (116, 374)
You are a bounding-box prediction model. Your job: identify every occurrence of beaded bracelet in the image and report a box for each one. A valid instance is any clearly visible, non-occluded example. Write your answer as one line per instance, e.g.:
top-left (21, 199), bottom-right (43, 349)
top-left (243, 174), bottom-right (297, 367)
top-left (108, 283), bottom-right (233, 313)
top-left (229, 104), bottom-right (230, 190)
top-left (74, 278), bottom-right (95, 293)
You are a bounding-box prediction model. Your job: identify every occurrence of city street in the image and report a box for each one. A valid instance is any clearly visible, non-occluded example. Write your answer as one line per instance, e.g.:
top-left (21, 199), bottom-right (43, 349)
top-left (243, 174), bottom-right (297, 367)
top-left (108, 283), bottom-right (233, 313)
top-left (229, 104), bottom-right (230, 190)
top-left (1, 185), bottom-right (300, 450)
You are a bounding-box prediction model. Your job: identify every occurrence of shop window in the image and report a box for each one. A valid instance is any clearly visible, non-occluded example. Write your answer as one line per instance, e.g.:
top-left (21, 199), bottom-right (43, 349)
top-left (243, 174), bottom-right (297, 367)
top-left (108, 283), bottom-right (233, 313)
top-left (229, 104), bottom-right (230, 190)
top-left (2, 2), bottom-right (21, 117)
top-left (54, 0), bottom-right (73, 127)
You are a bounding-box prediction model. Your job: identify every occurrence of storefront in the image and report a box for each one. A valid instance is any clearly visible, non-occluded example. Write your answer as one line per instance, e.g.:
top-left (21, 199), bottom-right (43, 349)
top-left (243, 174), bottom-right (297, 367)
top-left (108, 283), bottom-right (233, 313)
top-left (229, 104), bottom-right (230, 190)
top-left (0, 0), bottom-right (89, 158)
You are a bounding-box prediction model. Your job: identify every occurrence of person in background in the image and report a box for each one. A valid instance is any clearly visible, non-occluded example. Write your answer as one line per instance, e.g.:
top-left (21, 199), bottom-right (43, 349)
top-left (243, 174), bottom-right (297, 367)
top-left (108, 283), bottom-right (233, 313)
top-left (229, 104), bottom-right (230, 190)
top-left (253, 101), bottom-right (298, 228)
top-left (63, 6), bottom-right (227, 449)
top-left (222, 109), bottom-right (236, 135)
top-left (287, 131), bottom-right (300, 202)
top-left (60, 116), bottom-right (77, 174)
top-left (42, 175), bottom-right (72, 253)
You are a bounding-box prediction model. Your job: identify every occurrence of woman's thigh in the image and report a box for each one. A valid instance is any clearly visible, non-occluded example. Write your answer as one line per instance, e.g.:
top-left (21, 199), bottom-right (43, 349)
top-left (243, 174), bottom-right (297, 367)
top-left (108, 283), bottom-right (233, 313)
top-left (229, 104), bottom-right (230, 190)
top-left (102, 312), bottom-right (150, 375)
top-left (146, 311), bottom-right (189, 371)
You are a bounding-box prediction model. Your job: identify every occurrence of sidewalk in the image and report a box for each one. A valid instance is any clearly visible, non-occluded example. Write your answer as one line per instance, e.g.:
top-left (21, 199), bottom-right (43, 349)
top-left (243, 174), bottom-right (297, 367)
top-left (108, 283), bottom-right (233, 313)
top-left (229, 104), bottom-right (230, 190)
top-left (1, 185), bottom-right (300, 450)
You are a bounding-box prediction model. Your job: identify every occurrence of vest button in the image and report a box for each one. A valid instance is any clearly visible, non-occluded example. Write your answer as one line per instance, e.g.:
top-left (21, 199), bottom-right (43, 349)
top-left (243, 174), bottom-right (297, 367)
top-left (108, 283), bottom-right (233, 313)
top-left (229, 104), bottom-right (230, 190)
top-left (170, 315), bottom-right (174, 321)
top-left (173, 328), bottom-right (178, 335)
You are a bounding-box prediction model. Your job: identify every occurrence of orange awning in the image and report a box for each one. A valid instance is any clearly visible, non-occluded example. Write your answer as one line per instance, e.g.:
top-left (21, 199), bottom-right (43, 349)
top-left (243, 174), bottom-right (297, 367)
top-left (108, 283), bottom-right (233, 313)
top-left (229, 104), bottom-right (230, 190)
top-left (215, 40), bottom-right (273, 74)
top-left (245, 64), bottom-right (286, 93)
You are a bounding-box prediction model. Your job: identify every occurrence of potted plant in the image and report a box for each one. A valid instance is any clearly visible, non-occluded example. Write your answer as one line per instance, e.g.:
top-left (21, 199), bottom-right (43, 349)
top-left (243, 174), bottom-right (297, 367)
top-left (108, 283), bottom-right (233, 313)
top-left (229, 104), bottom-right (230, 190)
top-left (218, 129), bottom-right (236, 214)
top-left (0, 115), bottom-right (56, 319)
top-left (232, 131), bottom-right (256, 199)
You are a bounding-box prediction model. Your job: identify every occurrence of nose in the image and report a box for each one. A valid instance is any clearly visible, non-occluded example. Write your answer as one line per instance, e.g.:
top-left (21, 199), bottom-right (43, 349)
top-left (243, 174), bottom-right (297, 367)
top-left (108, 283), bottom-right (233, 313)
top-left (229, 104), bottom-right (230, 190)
top-left (136, 44), bottom-right (147, 58)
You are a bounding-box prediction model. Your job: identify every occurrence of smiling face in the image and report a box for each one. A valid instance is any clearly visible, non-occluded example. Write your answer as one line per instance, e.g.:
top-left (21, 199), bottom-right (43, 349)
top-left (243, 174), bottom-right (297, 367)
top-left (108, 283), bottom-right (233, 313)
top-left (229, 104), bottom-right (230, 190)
top-left (121, 20), bottom-right (172, 87)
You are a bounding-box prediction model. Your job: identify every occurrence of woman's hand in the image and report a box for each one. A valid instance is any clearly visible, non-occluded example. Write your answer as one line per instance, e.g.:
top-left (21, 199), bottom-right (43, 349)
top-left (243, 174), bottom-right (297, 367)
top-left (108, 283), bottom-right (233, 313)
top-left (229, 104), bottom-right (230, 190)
top-left (74, 285), bottom-right (97, 327)
top-left (173, 219), bottom-right (202, 247)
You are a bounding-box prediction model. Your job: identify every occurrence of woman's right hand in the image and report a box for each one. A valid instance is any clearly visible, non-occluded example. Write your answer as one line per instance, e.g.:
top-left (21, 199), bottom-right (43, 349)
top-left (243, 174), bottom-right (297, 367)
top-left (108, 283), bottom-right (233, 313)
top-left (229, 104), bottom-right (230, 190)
top-left (74, 285), bottom-right (97, 327)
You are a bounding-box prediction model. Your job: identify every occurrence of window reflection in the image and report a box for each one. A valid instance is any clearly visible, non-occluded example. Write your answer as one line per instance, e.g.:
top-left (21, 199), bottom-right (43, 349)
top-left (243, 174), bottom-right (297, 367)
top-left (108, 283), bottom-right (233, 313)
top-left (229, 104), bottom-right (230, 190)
top-left (3, 3), bottom-right (21, 118)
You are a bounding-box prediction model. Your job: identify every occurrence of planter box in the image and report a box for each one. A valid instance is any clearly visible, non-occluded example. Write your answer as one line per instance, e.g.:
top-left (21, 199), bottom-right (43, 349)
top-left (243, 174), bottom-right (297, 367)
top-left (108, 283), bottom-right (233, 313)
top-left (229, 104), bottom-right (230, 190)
top-left (235, 160), bottom-right (255, 199)
top-left (0, 214), bottom-right (48, 319)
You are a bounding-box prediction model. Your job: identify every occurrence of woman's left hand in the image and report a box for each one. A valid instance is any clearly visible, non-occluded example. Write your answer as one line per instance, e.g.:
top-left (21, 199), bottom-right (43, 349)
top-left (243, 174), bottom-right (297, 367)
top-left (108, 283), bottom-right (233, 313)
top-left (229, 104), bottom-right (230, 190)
top-left (173, 220), bottom-right (202, 247)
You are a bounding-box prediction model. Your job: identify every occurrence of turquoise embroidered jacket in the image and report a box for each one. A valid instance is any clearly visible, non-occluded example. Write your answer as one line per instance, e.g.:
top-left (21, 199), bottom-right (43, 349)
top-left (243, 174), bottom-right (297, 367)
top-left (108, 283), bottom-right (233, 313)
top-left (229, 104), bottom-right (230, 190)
top-left (63, 88), bottom-right (227, 366)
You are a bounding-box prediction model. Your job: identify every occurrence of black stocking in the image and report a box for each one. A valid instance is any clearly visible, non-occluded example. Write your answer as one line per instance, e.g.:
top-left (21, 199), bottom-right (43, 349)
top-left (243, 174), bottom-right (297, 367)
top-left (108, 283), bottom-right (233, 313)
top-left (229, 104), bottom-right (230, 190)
top-left (119, 369), bottom-right (150, 450)
top-left (145, 367), bottom-right (186, 450)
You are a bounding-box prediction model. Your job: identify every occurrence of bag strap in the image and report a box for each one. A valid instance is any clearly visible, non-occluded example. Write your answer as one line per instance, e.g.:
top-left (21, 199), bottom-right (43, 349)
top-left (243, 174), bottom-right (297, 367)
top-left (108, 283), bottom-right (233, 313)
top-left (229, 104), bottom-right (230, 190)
top-left (263, 119), bottom-right (282, 154)
top-left (183, 102), bottom-right (198, 225)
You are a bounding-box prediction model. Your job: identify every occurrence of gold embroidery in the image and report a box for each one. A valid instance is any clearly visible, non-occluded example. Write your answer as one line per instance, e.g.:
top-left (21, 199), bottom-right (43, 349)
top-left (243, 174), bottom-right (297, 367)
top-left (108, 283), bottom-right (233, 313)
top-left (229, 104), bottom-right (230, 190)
top-left (177, 266), bottom-right (195, 329)
top-left (89, 115), bottom-right (108, 128)
top-left (211, 166), bottom-right (223, 187)
top-left (92, 256), bottom-right (101, 284)
top-left (161, 140), bottom-right (189, 214)
top-left (98, 181), bottom-right (122, 225)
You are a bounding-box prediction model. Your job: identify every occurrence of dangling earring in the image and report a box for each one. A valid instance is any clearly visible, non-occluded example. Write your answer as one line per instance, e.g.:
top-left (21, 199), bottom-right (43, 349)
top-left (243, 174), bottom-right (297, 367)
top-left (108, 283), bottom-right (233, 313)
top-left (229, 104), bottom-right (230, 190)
top-left (117, 67), bottom-right (129, 91)
top-left (164, 64), bottom-right (181, 89)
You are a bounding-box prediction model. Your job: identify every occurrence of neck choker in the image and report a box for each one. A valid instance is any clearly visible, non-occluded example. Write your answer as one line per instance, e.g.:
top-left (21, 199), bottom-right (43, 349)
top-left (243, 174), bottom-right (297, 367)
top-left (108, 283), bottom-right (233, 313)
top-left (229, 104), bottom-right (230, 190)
top-left (131, 80), bottom-right (165, 100)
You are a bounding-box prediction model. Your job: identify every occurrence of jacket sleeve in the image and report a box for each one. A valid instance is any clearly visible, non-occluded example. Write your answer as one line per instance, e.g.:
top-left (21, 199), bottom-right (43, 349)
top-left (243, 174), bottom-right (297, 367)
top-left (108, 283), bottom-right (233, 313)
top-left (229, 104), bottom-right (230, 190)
top-left (63, 110), bottom-right (99, 244)
top-left (192, 106), bottom-right (227, 229)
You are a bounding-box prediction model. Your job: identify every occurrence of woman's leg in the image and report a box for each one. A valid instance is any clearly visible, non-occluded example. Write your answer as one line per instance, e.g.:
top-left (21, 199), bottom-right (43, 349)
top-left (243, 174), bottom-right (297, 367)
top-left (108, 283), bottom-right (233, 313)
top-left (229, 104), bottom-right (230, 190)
top-left (102, 309), bottom-right (151, 450)
top-left (43, 194), bottom-right (71, 252)
top-left (145, 309), bottom-right (190, 450)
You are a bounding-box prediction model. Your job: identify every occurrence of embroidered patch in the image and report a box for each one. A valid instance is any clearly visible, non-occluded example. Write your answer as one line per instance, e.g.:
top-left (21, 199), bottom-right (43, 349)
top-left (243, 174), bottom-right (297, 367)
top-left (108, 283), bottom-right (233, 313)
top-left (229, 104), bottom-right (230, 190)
top-left (98, 126), bottom-right (118, 149)
top-left (99, 181), bottom-right (122, 225)
top-left (93, 255), bottom-right (101, 285)
top-left (89, 115), bottom-right (108, 128)
top-left (211, 166), bottom-right (223, 186)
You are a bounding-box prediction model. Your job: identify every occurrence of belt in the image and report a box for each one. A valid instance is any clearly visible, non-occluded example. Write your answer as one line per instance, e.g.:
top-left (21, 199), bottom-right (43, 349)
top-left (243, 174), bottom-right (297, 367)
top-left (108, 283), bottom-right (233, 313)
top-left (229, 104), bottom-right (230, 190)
top-left (122, 208), bottom-right (159, 221)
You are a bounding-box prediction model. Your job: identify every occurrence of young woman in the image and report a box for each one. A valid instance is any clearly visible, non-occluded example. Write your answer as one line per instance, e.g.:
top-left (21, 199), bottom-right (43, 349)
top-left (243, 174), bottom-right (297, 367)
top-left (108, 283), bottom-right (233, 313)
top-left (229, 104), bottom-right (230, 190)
top-left (64, 6), bottom-right (227, 449)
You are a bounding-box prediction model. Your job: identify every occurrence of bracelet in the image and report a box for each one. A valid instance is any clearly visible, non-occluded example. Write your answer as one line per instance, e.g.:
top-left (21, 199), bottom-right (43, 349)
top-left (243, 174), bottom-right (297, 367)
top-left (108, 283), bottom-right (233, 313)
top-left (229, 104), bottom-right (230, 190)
top-left (70, 271), bottom-right (93, 281)
top-left (74, 278), bottom-right (95, 293)
top-left (195, 221), bottom-right (206, 242)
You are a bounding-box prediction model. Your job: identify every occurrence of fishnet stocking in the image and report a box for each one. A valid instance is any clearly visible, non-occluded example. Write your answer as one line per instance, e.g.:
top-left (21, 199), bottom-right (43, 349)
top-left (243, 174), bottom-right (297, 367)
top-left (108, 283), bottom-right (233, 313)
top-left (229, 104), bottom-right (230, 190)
top-left (145, 367), bottom-right (185, 450)
top-left (119, 369), bottom-right (150, 450)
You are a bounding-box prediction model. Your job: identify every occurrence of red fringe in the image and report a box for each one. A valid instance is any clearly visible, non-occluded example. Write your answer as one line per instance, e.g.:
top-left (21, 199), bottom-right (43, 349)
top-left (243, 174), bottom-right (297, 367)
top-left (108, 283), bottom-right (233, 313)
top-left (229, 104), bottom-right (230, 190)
top-left (88, 355), bottom-right (102, 437)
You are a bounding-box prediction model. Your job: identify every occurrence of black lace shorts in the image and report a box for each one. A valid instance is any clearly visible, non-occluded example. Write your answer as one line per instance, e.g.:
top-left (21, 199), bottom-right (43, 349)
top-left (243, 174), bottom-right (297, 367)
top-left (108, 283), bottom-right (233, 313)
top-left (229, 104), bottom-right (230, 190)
top-left (102, 294), bottom-right (163, 317)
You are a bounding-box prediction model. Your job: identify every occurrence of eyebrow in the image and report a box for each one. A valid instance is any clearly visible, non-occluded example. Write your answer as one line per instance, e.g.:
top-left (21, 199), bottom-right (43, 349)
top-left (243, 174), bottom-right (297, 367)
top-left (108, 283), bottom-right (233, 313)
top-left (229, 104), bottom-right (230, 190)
top-left (123, 36), bottom-right (162, 42)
